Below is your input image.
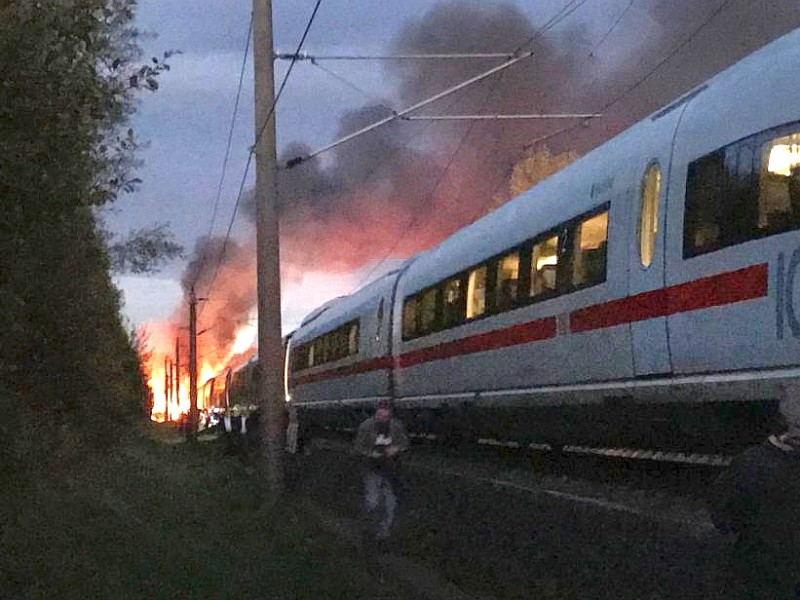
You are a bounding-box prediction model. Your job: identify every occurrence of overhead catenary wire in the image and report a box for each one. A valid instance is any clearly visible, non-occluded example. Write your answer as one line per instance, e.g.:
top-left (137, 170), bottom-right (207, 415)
top-left (309, 59), bottom-right (598, 124)
top-left (510, 0), bottom-right (589, 56)
top-left (285, 48), bottom-right (540, 169)
top-left (309, 59), bottom-right (398, 114)
top-left (474, 0), bottom-right (736, 212)
top-left (353, 86), bottom-right (499, 290)
top-left (604, 0), bottom-right (733, 113)
top-left (200, 0), bottom-right (323, 305)
top-left (589, 0), bottom-right (635, 58)
top-left (191, 14), bottom-right (253, 294)
top-left (402, 113), bottom-right (602, 121)
top-left (275, 52), bottom-right (518, 61)
top-left (253, 0), bottom-right (323, 150)
top-left (523, 0), bottom-right (735, 155)
top-left (353, 0), bottom-right (592, 287)
top-left (288, 0), bottom-right (591, 171)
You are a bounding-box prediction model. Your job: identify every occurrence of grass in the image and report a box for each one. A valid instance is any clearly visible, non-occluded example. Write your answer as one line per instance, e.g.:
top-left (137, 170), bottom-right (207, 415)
top-left (0, 424), bottom-right (399, 600)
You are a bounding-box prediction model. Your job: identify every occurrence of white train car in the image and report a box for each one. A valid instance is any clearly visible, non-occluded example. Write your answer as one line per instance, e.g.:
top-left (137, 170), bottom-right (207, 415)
top-left (287, 270), bottom-right (403, 432)
top-left (288, 28), bottom-right (800, 453)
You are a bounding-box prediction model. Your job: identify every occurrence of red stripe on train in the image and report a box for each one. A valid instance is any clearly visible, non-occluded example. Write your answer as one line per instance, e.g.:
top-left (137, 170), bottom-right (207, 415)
top-left (293, 263), bottom-right (769, 383)
top-left (569, 263), bottom-right (768, 333)
top-left (397, 316), bottom-right (557, 368)
top-left (293, 356), bottom-right (393, 385)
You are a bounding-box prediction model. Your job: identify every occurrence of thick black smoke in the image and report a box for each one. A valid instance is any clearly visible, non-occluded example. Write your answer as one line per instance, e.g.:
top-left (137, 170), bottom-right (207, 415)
top-left (241, 1), bottom-right (591, 273)
top-left (567, 0), bottom-right (800, 153)
top-left (181, 0), bottom-right (800, 346)
top-left (179, 236), bottom-right (255, 366)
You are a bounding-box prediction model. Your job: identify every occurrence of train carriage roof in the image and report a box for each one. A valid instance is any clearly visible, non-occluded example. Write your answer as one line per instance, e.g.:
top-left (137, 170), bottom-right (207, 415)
top-left (291, 268), bottom-right (404, 343)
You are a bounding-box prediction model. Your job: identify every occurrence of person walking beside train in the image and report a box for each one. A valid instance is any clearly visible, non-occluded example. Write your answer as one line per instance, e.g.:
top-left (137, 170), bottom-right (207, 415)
top-left (353, 399), bottom-right (409, 545)
top-left (708, 386), bottom-right (800, 599)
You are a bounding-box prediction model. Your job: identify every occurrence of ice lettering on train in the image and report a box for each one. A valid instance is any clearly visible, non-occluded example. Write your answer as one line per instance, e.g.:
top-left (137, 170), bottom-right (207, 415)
top-left (776, 248), bottom-right (800, 339)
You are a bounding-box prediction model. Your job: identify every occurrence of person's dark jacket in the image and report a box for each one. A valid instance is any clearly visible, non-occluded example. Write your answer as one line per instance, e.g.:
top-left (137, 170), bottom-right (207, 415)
top-left (709, 439), bottom-right (800, 599)
top-left (353, 416), bottom-right (409, 474)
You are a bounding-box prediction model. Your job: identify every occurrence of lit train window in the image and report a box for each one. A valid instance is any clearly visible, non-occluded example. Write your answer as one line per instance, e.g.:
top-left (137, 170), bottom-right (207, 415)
top-left (760, 133), bottom-right (800, 231)
top-left (684, 122), bottom-right (800, 257)
top-left (442, 277), bottom-right (465, 328)
top-left (495, 251), bottom-right (520, 312)
top-left (568, 211), bottom-right (608, 288)
top-left (293, 319), bottom-right (360, 369)
top-left (466, 265), bottom-right (487, 319)
top-left (639, 162), bottom-right (661, 267)
top-left (530, 235), bottom-right (558, 299)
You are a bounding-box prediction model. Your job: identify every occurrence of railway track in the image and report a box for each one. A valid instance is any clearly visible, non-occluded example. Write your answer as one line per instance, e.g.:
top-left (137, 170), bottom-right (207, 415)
top-left (333, 425), bottom-right (734, 466)
top-left (311, 429), bottom-right (723, 533)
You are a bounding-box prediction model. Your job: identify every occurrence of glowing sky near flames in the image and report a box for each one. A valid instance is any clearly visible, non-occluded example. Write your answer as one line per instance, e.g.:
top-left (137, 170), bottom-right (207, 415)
top-left (142, 268), bottom-right (366, 421)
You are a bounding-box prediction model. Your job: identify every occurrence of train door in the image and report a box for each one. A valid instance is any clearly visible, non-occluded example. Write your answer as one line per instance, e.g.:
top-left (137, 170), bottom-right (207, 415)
top-left (629, 157), bottom-right (670, 375)
top-left (628, 117), bottom-right (684, 376)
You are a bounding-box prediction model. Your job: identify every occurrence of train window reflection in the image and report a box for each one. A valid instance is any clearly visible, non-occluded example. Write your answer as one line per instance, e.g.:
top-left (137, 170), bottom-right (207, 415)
top-left (570, 211), bottom-right (608, 288)
top-left (530, 236), bottom-right (558, 298)
top-left (495, 252), bottom-right (520, 312)
top-left (684, 123), bottom-right (800, 257)
top-left (467, 266), bottom-right (487, 319)
top-left (442, 277), bottom-right (465, 328)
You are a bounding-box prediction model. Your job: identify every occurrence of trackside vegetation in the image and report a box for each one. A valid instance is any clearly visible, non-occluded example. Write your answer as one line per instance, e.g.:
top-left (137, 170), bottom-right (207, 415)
top-left (0, 425), bottom-right (404, 599)
top-left (0, 0), bottom-right (179, 476)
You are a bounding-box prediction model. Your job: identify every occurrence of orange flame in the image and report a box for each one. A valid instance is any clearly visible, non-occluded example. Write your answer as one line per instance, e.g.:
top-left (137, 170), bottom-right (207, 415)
top-left (143, 319), bottom-right (256, 422)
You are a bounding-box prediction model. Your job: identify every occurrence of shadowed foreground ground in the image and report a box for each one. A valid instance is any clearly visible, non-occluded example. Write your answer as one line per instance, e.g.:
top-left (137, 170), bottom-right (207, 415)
top-left (1, 425), bottom-right (738, 600)
top-left (0, 425), bottom-right (403, 600)
top-left (294, 444), bottom-right (734, 600)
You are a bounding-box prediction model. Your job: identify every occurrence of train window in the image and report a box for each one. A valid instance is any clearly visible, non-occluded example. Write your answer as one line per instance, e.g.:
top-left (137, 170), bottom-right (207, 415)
top-left (293, 319), bottom-right (360, 369)
top-left (333, 328), bottom-right (343, 360)
top-left (402, 296), bottom-right (418, 340)
top-left (375, 299), bottom-right (384, 342)
top-left (442, 277), bottom-right (465, 328)
top-left (494, 251), bottom-right (520, 312)
top-left (684, 150), bottom-right (725, 255)
top-left (759, 132), bottom-right (800, 233)
top-left (466, 265), bottom-right (487, 319)
top-left (292, 344), bottom-right (309, 371)
top-left (530, 235), bottom-right (558, 299)
top-left (348, 322), bottom-right (359, 355)
top-left (684, 123), bottom-right (800, 257)
top-left (318, 336), bottom-right (330, 364)
top-left (639, 162), bottom-right (661, 268)
top-left (327, 332), bottom-right (338, 362)
top-left (418, 287), bottom-right (439, 334)
top-left (567, 211), bottom-right (608, 288)
top-left (308, 343), bottom-right (316, 368)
